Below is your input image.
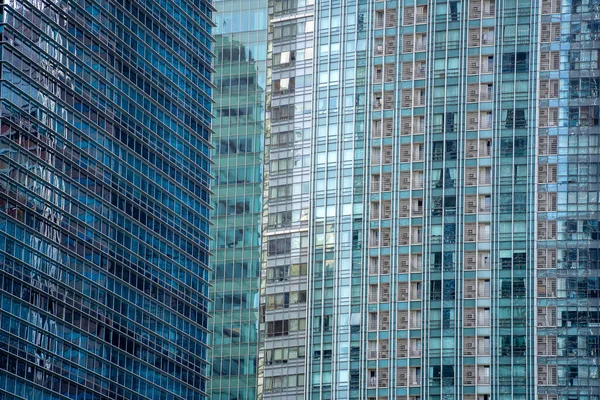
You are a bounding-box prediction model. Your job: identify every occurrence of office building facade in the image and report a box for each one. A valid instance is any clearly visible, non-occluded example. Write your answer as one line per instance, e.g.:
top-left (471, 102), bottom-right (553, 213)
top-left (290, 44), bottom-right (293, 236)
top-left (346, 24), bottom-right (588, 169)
top-left (261, 0), bottom-right (600, 399)
top-left (259, 0), bottom-right (315, 398)
top-left (210, 0), bottom-right (267, 399)
top-left (0, 0), bottom-right (214, 398)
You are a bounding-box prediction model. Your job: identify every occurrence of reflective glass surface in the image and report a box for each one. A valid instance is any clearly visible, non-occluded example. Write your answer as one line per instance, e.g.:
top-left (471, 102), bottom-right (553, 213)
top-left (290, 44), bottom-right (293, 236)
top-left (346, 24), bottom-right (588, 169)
top-left (0, 0), bottom-right (214, 398)
top-left (262, 0), bottom-right (600, 399)
top-left (210, 1), bottom-right (266, 399)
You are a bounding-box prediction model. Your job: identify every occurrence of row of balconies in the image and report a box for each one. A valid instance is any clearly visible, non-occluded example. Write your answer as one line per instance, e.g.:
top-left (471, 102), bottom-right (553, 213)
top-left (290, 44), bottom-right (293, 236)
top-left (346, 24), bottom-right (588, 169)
top-left (370, 144), bottom-right (424, 165)
top-left (369, 221), bottom-right (560, 245)
top-left (537, 335), bottom-right (599, 357)
top-left (370, 167), bottom-right (493, 192)
top-left (375, 29), bottom-right (496, 59)
top-left (407, 22), bottom-right (546, 46)
top-left (374, 0), bottom-right (498, 28)
top-left (371, 195), bottom-right (491, 220)
top-left (368, 250), bottom-right (558, 277)
top-left (399, 116), bottom-right (425, 135)
top-left (368, 367), bottom-right (423, 388)
top-left (368, 252), bottom-right (492, 275)
top-left (366, 339), bottom-right (422, 359)
top-left (371, 167), bottom-right (492, 193)
top-left (368, 310), bottom-right (422, 330)
top-left (389, 164), bottom-right (555, 188)
top-left (369, 224), bottom-right (493, 246)
top-left (379, 111), bottom-right (495, 130)
top-left (370, 135), bottom-right (555, 160)
top-left (375, 55), bottom-right (501, 81)
top-left (368, 280), bottom-right (491, 304)
top-left (371, 140), bottom-right (490, 165)
top-left (373, 89), bottom-right (427, 110)
top-left (373, 168), bottom-right (556, 193)
top-left (367, 307), bottom-right (563, 331)
top-left (366, 366), bottom-right (496, 388)
top-left (372, 110), bottom-right (558, 133)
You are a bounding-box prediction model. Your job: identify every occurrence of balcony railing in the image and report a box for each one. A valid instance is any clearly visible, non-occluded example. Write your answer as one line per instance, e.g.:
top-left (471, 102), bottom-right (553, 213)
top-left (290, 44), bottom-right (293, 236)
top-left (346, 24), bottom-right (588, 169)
top-left (415, 42), bottom-right (427, 51)
top-left (410, 377), bottom-right (422, 386)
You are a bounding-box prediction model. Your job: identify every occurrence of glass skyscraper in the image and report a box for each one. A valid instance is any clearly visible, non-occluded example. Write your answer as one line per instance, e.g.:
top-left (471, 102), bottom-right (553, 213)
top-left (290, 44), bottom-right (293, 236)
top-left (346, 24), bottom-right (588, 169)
top-left (260, 0), bottom-right (600, 399)
top-left (260, 0), bottom-right (314, 398)
top-left (210, 0), bottom-right (267, 399)
top-left (0, 0), bottom-right (214, 398)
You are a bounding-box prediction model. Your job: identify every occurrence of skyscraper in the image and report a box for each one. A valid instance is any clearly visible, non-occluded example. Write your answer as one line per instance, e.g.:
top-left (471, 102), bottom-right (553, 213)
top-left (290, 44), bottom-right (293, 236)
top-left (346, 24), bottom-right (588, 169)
top-left (0, 0), bottom-right (214, 398)
top-left (260, 0), bottom-right (314, 398)
top-left (211, 1), bottom-right (267, 398)
top-left (260, 0), bottom-right (600, 399)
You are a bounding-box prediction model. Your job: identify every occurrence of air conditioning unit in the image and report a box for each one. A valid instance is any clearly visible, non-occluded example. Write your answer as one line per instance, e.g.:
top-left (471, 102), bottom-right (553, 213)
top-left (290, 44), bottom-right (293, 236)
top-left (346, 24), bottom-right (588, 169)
top-left (469, 29), bottom-right (481, 46)
top-left (468, 59), bottom-right (480, 74)
top-left (380, 258), bottom-right (391, 274)
top-left (383, 119), bottom-right (394, 136)
top-left (402, 63), bottom-right (413, 80)
top-left (403, 7), bottom-right (415, 25)
top-left (385, 10), bottom-right (397, 27)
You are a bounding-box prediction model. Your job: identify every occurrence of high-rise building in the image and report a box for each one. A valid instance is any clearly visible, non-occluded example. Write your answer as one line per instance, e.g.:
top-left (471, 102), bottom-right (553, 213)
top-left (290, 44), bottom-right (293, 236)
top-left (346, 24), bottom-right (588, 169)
top-left (210, 1), bottom-right (267, 399)
top-left (260, 0), bottom-right (600, 399)
top-left (0, 0), bottom-right (214, 398)
top-left (259, 0), bottom-right (314, 398)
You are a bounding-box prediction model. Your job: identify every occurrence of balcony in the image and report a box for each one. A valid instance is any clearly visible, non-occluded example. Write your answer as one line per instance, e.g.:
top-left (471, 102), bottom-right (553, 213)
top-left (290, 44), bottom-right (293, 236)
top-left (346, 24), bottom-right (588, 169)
top-left (478, 344), bottom-right (491, 355)
top-left (409, 376), bottom-right (422, 387)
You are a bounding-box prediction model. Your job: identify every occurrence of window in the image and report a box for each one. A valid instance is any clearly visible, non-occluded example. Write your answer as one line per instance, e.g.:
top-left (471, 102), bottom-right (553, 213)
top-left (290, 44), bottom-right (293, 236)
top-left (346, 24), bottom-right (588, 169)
top-left (504, 109), bottom-right (527, 128)
top-left (273, 77), bottom-right (296, 93)
top-left (267, 320), bottom-right (289, 337)
top-left (540, 51), bottom-right (560, 71)
top-left (268, 237), bottom-right (291, 255)
top-left (542, 0), bottom-right (561, 13)
top-left (502, 52), bottom-right (529, 72)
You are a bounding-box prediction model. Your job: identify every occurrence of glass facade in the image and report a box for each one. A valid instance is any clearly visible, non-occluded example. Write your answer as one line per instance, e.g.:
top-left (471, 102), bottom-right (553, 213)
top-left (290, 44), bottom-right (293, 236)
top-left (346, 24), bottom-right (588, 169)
top-left (537, 0), bottom-right (600, 398)
top-left (210, 0), bottom-right (267, 399)
top-left (260, 0), bottom-right (314, 398)
top-left (0, 0), bottom-right (214, 398)
top-left (260, 0), bottom-right (599, 400)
